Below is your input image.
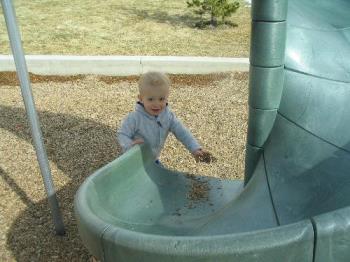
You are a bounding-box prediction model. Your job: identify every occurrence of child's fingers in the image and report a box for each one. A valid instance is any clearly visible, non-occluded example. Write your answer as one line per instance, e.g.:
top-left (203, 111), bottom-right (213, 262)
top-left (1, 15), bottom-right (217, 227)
top-left (199, 151), bottom-right (217, 163)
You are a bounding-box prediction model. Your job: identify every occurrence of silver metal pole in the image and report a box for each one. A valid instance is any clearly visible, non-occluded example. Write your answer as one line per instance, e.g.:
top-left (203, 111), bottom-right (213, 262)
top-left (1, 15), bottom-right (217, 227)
top-left (1, 0), bottom-right (65, 235)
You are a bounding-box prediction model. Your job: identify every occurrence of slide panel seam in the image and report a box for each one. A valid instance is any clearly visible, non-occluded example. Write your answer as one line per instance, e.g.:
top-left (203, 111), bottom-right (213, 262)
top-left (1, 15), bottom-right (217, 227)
top-left (100, 224), bottom-right (112, 262)
top-left (285, 67), bottom-right (350, 84)
top-left (277, 112), bottom-right (350, 154)
top-left (262, 151), bottom-right (280, 226)
top-left (310, 218), bottom-right (318, 262)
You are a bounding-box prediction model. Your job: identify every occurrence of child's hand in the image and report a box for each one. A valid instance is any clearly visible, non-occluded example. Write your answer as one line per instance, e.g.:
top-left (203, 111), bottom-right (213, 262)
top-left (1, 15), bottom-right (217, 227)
top-left (192, 149), bottom-right (216, 163)
top-left (131, 138), bottom-right (144, 146)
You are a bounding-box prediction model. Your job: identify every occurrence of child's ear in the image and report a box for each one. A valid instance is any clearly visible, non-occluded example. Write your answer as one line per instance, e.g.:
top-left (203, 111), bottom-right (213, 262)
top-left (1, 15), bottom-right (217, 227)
top-left (138, 94), bottom-right (141, 101)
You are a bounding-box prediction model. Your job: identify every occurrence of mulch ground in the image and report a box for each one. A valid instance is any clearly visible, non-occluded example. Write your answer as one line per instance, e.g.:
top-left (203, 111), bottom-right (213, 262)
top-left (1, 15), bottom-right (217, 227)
top-left (0, 71), bottom-right (248, 261)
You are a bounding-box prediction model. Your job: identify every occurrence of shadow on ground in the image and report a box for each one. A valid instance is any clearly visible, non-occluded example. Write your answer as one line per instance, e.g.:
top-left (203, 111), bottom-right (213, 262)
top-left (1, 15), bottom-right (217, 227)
top-left (119, 6), bottom-right (199, 28)
top-left (0, 105), bottom-right (121, 261)
top-left (119, 7), bottom-right (237, 29)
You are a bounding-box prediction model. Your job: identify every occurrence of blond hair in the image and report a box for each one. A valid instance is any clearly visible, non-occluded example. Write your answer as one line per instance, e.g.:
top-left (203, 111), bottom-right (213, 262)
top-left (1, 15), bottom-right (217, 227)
top-left (138, 71), bottom-right (171, 94)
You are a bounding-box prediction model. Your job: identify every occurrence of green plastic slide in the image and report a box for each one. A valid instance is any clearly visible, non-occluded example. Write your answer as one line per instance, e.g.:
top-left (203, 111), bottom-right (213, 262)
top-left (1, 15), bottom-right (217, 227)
top-left (74, 0), bottom-right (350, 261)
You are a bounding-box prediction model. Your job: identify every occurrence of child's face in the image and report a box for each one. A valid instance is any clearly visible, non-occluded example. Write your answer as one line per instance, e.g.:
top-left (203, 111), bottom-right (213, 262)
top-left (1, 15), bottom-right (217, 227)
top-left (139, 87), bottom-right (169, 116)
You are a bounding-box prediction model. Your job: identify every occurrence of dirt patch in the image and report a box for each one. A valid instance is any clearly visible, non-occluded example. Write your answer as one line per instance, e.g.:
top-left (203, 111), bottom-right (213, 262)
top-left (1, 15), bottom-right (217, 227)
top-left (0, 72), bottom-right (86, 86)
top-left (0, 71), bottom-right (231, 88)
top-left (186, 173), bottom-right (210, 208)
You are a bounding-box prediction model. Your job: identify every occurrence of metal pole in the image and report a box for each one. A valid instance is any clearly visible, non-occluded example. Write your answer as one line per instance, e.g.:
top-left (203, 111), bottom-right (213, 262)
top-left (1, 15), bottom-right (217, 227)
top-left (1, 0), bottom-right (65, 235)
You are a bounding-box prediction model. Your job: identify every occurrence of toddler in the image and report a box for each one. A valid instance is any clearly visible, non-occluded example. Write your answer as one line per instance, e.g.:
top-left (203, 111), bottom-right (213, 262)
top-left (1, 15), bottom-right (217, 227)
top-left (117, 71), bottom-right (213, 164)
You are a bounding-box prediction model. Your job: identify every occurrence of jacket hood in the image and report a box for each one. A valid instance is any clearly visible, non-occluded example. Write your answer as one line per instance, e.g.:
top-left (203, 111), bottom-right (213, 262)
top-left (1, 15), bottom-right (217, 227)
top-left (135, 102), bottom-right (168, 120)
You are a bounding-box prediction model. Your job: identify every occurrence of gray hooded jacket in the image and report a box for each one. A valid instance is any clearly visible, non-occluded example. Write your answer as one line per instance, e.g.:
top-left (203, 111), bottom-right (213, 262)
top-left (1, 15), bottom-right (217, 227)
top-left (117, 103), bottom-right (201, 159)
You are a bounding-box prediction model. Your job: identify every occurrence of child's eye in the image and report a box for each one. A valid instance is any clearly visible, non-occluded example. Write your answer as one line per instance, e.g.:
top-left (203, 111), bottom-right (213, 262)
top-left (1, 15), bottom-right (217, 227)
top-left (147, 98), bottom-right (153, 101)
top-left (160, 97), bottom-right (165, 101)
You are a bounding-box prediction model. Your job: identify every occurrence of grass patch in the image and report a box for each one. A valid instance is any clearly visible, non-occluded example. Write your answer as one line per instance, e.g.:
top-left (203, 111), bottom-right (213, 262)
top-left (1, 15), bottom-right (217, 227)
top-left (0, 0), bottom-right (250, 56)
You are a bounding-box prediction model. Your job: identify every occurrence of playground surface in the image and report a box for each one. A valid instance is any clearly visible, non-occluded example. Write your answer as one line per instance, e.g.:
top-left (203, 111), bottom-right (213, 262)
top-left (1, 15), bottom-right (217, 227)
top-left (0, 72), bottom-right (248, 261)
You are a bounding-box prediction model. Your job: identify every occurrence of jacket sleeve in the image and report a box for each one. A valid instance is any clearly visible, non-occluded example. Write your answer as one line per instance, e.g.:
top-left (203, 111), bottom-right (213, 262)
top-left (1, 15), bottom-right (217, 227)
top-left (117, 113), bottom-right (137, 152)
top-left (169, 112), bottom-right (201, 153)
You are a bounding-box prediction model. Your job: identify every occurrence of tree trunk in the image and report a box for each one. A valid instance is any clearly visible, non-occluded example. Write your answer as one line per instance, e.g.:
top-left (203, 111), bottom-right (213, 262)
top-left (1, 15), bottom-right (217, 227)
top-left (210, 12), bottom-right (217, 26)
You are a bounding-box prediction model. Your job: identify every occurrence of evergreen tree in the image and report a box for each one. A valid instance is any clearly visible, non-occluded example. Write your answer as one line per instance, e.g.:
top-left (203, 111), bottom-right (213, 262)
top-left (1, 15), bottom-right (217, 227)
top-left (187, 0), bottom-right (240, 27)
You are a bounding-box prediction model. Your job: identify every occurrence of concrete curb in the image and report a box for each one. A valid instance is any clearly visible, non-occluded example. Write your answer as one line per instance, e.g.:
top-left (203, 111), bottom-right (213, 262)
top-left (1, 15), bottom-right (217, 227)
top-left (0, 55), bottom-right (249, 76)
